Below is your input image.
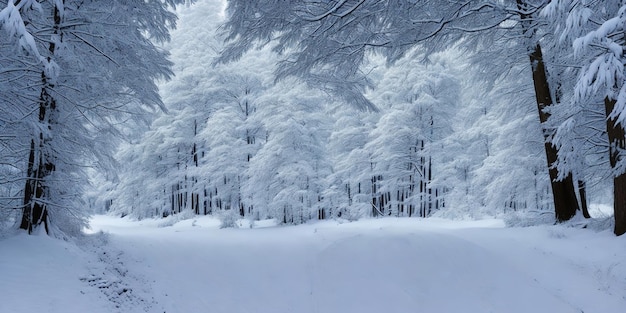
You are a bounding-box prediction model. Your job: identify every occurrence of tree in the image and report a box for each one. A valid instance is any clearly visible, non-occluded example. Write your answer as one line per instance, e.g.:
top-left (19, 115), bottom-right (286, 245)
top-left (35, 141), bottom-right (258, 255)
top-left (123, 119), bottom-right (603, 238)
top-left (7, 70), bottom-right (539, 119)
top-left (243, 79), bottom-right (331, 224)
top-left (364, 50), bottom-right (460, 217)
top-left (0, 0), bottom-right (186, 235)
top-left (577, 3), bottom-right (626, 235)
top-left (325, 105), bottom-right (377, 220)
top-left (198, 73), bottom-right (267, 220)
top-left (513, 0), bottom-right (582, 221)
top-left (104, 0), bottom-right (281, 222)
top-left (0, 41), bottom-right (27, 224)
top-left (220, 1), bottom-right (494, 106)
top-left (434, 61), bottom-right (493, 218)
top-left (110, 108), bottom-right (202, 219)
top-left (218, 0), bottom-right (585, 223)
top-left (470, 67), bottom-right (554, 215)
top-left (545, 0), bottom-right (626, 234)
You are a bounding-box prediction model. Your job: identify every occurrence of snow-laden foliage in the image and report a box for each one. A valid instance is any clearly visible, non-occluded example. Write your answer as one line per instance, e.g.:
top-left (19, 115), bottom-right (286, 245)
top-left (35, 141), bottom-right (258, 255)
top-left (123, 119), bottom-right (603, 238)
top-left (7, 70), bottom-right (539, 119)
top-left (325, 106), bottom-right (377, 220)
top-left (216, 0), bottom-right (591, 225)
top-left (0, 0), bottom-right (187, 235)
top-left (243, 79), bottom-right (332, 224)
top-left (218, 0), bottom-right (511, 111)
top-left (91, 0), bottom-right (557, 226)
top-left (573, 5), bottom-right (626, 123)
top-left (109, 64), bottom-right (335, 225)
top-left (104, 0), bottom-right (263, 222)
top-left (542, 0), bottom-right (626, 233)
top-left (470, 68), bottom-right (553, 215)
top-left (220, 0), bottom-right (626, 226)
top-left (3, 0), bottom-right (626, 237)
top-left (541, 0), bottom-right (615, 177)
top-left (364, 51), bottom-right (460, 217)
top-left (69, 0), bottom-right (623, 236)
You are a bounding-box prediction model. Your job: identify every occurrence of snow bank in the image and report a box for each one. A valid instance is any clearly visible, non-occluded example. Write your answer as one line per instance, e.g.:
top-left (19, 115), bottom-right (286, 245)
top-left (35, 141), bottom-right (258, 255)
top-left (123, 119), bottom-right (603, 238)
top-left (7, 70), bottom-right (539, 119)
top-left (0, 234), bottom-right (111, 313)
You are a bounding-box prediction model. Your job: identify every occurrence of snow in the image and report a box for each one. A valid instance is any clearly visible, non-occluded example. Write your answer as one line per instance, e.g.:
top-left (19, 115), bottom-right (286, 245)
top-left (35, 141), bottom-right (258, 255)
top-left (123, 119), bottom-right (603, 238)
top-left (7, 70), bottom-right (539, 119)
top-left (590, 203), bottom-right (614, 218)
top-left (0, 234), bottom-right (112, 313)
top-left (2, 216), bottom-right (626, 313)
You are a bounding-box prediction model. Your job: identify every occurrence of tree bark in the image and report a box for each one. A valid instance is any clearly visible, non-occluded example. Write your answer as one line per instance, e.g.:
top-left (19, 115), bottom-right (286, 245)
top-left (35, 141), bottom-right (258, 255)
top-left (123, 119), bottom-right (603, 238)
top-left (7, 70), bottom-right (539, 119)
top-left (20, 139), bottom-right (50, 234)
top-left (19, 2), bottom-right (62, 234)
top-left (20, 75), bottom-right (56, 234)
top-left (578, 180), bottom-right (590, 219)
top-left (526, 43), bottom-right (580, 222)
top-left (604, 97), bottom-right (626, 236)
top-left (516, 0), bottom-right (580, 221)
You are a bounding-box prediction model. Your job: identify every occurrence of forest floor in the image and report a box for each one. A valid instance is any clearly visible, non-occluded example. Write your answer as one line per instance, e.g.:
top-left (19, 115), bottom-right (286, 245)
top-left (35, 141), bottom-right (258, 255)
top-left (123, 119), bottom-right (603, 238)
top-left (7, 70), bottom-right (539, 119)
top-left (1, 214), bottom-right (626, 313)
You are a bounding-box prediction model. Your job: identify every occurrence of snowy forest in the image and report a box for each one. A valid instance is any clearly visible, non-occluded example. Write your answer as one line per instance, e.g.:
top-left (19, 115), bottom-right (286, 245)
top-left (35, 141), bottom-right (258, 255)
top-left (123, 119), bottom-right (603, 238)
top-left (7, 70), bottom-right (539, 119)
top-left (1, 0), bottom-right (626, 236)
top-left (3, 1), bottom-right (626, 312)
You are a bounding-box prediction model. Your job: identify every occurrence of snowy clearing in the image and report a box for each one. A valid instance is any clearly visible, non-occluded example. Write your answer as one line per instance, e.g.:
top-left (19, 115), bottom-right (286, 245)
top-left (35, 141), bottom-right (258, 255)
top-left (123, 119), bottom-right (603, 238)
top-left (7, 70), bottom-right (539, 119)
top-left (2, 215), bottom-right (626, 313)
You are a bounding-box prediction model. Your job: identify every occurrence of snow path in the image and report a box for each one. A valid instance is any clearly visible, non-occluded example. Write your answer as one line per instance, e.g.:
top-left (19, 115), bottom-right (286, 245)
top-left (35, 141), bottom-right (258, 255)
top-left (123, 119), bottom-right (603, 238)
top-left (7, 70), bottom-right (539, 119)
top-left (88, 216), bottom-right (626, 313)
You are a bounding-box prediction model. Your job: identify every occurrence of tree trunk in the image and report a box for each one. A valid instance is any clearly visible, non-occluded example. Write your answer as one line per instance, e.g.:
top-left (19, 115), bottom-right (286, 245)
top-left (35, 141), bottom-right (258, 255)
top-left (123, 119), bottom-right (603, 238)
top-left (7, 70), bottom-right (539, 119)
top-left (526, 43), bottom-right (580, 222)
top-left (578, 180), bottom-right (590, 219)
top-left (604, 97), bottom-right (626, 236)
top-left (20, 74), bottom-right (57, 234)
top-left (20, 139), bottom-right (50, 234)
top-left (19, 2), bottom-right (63, 234)
top-left (613, 174), bottom-right (626, 236)
top-left (516, 0), bottom-right (580, 221)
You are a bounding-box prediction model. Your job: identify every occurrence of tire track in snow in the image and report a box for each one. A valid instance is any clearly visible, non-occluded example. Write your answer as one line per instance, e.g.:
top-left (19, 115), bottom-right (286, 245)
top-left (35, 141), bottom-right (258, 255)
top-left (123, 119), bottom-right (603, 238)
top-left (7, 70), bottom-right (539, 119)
top-left (78, 233), bottom-right (163, 313)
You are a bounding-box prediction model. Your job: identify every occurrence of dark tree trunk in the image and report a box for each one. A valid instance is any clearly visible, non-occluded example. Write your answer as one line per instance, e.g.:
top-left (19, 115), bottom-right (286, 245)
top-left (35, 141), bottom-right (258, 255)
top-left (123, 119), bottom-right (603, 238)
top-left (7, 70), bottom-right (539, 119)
top-left (578, 180), bottom-right (590, 219)
top-left (20, 74), bottom-right (57, 234)
top-left (19, 2), bottom-right (63, 234)
top-left (20, 139), bottom-right (50, 234)
top-left (526, 43), bottom-right (580, 222)
top-left (613, 174), bottom-right (626, 236)
top-left (604, 98), bottom-right (626, 236)
top-left (516, 0), bottom-right (580, 221)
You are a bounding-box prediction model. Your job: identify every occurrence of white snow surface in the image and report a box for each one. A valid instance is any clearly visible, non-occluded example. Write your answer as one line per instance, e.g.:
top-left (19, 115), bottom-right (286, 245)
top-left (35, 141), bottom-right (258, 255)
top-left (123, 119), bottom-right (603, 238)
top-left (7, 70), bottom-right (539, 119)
top-left (1, 215), bottom-right (626, 313)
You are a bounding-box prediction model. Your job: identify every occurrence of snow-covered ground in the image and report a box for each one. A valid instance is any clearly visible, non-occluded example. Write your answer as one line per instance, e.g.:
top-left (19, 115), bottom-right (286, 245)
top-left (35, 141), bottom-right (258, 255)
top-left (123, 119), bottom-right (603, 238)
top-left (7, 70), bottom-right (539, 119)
top-left (1, 215), bottom-right (625, 313)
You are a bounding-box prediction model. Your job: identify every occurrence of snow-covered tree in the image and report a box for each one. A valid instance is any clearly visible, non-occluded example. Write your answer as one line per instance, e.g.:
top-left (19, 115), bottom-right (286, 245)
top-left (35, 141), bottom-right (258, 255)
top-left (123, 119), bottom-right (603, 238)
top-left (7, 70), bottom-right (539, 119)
top-left (110, 107), bottom-right (204, 219)
top-left (218, 0), bottom-right (504, 110)
top-left (545, 0), bottom-right (626, 234)
top-left (104, 0), bottom-right (274, 221)
top-left (218, 0), bottom-right (589, 223)
top-left (575, 4), bottom-right (626, 235)
top-left (435, 78), bottom-right (491, 217)
top-left (199, 73), bottom-right (268, 218)
top-left (365, 51), bottom-right (460, 217)
top-left (507, 0), bottom-right (585, 221)
top-left (0, 0), bottom-right (186, 235)
top-left (244, 79), bottom-right (331, 224)
top-left (325, 106), bottom-right (377, 220)
top-left (472, 75), bottom-right (553, 215)
top-left (109, 61), bottom-right (273, 220)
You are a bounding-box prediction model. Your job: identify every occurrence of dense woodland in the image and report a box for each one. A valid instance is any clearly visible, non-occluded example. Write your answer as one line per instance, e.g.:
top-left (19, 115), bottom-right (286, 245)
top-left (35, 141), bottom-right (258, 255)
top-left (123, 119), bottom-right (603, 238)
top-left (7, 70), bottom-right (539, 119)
top-left (1, 0), bottom-right (626, 235)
